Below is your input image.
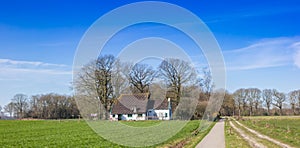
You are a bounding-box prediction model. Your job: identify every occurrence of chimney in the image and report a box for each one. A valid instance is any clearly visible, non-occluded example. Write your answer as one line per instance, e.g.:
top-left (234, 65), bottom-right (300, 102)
top-left (133, 106), bottom-right (137, 113)
top-left (168, 98), bottom-right (172, 119)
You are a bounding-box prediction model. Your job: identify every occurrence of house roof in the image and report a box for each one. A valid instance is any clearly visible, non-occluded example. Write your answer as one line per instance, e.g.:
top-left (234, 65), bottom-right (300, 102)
top-left (147, 98), bottom-right (169, 110)
top-left (111, 93), bottom-right (169, 114)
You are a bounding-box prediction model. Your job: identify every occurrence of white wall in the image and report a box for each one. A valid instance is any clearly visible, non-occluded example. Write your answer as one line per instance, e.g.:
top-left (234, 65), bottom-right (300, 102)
top-left (154, 109), bottom-right (170, 120)
top-left (110, 113), bottom-right (146, 121)
top-left (110, 110), bottom-right (170, 120)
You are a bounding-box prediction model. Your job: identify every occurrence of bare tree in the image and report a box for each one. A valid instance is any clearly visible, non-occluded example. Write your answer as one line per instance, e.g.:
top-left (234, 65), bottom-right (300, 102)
top-left (241, 92), bottom-right (248, 115)
top-left (158, 58), bottom-right (197, 107)
top-left (128, 63), bottom-right (156, 93)
top-left (149, 82), bottom-right (167, 100)
top-left (0, 105), bottom-right (2, 117)
top-left (95, 55), bottom-right (115, 109)
top-left (111, 59), bottom-right (129, 98)
top-left (4, 102), bottom-right (15, 117)
top-left (200, 67), bottom-right (214, 96)
top-left (272, 89), bottom-right (286, 116)
top-left (245, 89), bottom-right (254, 116)
top-left (289, 90), bottom-right (300, 115)
top-left (29, 95), bottom-right (39, 118)
top-left (233, 89), bottom-right (246, 117)
top-left (262, 89), bottom-right (273, 115)
top-left (220, 91), bottom-right (235, 116)
top-left (234, 88), bottom-right (248, 116)
top-left (246, 88), bottom-right (261, 116)
top-left (74, 55), bottom-right (115, 119)
top-left (12, 94), bottom-right (28, 118)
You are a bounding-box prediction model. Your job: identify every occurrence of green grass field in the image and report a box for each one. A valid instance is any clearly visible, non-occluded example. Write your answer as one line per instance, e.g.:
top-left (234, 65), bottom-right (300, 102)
top-left (0, 120), bottom-right (211, 147)
top-left (121, 120), bottom-right (162, 127)
top-left (231, 118), bottom-right (280, 148)
top-left (240, 116), bottom-right (300, 147)
top-left (0, 120), bottom-right (119, 147)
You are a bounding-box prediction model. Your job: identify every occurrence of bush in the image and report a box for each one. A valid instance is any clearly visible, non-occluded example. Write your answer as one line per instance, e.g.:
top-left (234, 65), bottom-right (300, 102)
top-left (262, 112), bottom-right (269, 116)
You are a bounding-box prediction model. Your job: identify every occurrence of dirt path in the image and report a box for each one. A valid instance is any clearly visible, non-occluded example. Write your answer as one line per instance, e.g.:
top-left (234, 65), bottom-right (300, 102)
top-left (229, 121), bottom-right (266, 148)
top-left (234, 119), bottom-right (293, 148)
top-left (196, 119), bottom-right (225, 148)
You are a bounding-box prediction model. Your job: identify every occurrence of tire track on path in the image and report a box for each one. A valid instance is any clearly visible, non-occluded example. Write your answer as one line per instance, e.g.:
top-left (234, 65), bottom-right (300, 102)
top-left (234, 119), bottom-right (293, 148)
top-left (229, 121), bottom-right (266, 148)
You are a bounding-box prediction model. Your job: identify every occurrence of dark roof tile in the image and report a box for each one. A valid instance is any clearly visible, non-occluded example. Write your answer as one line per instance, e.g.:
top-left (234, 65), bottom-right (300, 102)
top-left (111, 93), bottom-right (169, 114)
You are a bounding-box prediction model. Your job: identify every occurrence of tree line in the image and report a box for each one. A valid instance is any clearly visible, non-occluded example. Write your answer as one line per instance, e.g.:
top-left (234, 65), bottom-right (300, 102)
top-left (219, 88), bottom-right (300, 117)
top-left (2, 93), bottom-right (79, 119)
top-left (3, 88), bottom-right (298, 120)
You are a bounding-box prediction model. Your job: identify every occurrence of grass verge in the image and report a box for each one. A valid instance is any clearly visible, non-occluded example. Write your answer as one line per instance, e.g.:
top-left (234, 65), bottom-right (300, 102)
top-left (183, 121), bottom-right (216, 148)
top-left (157, 120), bottom-right (205, 148)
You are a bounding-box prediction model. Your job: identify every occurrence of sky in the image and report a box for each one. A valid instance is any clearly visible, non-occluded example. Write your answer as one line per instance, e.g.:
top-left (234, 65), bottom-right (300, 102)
top-left (0, 0), bottom-right (300, 106)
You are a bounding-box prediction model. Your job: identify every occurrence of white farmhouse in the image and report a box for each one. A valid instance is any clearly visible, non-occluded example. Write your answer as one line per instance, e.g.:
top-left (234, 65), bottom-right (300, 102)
top-left (110, 93), bottom-right (172, 121)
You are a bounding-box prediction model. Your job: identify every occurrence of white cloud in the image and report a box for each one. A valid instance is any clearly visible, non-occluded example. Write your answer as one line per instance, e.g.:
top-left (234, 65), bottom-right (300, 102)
top-left (0, 58), bottom-right (71, 81)
top-left (0, 67), bottom-right (71, 75)
top-left (294, 49), bottom-right (300, 68)
top-left (290, 42), bottom-right (300, 68)
top-left (0, 58), bottom-right (67, 68)
top-left (224, 37), bottom-right (300, 71)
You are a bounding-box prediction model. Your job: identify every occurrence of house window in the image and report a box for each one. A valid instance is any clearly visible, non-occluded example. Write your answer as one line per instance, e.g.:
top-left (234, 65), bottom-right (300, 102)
top-left (128, 114), bottom-right (132, 117)
top-left (118, 114), bottom-right (122, 120)
top-left (138, 114), bottom-right (143, 117)
top-left (165, 113), bottom-right (168, 117)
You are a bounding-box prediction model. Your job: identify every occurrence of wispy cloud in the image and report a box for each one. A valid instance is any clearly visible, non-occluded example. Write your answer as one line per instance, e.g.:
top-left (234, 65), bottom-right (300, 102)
top-left (205, 6), bottom-right (299, 24)
top-left (0, 59), bottom-right (71, 80)
top-left (0, 58), bottom-right (67, 68)
top-left (0, 67), bottom-right (72, 75)
top-left (224, 37), bottom-right (300, 71)
top-left (292, 42), bottom-right (300, 68)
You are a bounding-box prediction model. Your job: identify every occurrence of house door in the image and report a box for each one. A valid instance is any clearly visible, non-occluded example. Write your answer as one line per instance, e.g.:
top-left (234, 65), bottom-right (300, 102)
top-left (118, 114), bottom-right (122, 120)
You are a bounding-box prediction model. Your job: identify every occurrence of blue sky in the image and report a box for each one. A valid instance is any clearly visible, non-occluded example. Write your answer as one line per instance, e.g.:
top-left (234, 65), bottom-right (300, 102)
top-left (0, 0), bottom-right (300, 106)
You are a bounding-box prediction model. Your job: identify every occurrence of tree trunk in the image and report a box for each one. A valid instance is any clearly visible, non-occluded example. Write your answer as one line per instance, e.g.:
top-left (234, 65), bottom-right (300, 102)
top-left (279, 107), bottom-right (282, 116)
top-left (292, 104), bottom-right (296, 115)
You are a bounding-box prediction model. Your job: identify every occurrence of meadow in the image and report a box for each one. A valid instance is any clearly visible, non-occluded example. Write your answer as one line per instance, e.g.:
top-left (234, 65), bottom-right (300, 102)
top-left (225, 116), bottom-right (300, 148)
top-left (0, 119), bottom-right (211, 147)
top-left (240, 116), bottom-right (300, 147)
top-left (0, 120), bottom-right (118, 147)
